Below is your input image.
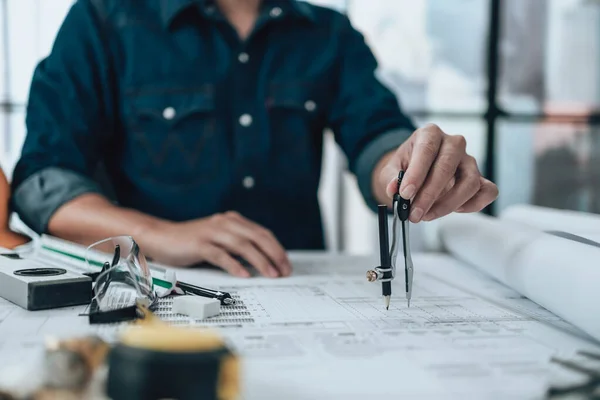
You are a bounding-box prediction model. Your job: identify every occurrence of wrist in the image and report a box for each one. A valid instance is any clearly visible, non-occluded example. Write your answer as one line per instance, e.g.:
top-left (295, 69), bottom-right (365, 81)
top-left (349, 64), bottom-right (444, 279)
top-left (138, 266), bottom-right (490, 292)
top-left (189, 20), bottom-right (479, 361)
top-left (133, 217), bottom-right (173, 259)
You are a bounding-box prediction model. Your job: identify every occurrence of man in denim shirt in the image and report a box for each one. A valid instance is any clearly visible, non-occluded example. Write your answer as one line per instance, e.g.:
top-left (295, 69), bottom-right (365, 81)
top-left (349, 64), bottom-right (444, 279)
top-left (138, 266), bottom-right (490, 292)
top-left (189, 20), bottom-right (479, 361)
top-left (11, 0), bottom-right (498, 277)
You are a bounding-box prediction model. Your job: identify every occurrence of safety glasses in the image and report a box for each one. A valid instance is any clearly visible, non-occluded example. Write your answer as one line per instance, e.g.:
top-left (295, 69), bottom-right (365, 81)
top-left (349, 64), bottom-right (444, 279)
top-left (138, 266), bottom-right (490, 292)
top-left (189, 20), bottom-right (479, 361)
top-left (84, 236), bottom-right (157, 324)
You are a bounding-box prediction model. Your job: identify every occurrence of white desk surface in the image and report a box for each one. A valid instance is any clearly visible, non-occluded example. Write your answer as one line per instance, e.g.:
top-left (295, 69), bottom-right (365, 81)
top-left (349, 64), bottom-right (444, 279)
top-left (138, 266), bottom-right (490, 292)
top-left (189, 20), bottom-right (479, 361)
top-left (0, 251), bottom-right (599, 399)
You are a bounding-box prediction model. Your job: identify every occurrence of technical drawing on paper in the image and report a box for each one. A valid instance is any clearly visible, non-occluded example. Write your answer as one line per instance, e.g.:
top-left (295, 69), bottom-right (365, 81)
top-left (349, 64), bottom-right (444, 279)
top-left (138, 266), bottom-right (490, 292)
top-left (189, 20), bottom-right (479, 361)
top-left (1, 255), bottom-right (599, 399)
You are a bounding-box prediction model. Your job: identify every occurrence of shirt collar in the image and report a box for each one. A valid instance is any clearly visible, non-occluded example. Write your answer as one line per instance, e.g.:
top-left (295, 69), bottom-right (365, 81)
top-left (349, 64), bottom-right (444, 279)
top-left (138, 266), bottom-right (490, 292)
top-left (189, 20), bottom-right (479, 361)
top-left (286, 1), bottom-right (316, 22)
top-left (161, 0), bottom-right (316, 27)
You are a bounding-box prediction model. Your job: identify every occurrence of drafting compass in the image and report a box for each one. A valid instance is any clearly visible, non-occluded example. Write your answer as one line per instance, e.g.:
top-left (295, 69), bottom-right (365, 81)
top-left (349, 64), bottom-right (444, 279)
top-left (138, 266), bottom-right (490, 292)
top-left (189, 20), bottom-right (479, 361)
top-left (366, 171), bottom-right (414, 309)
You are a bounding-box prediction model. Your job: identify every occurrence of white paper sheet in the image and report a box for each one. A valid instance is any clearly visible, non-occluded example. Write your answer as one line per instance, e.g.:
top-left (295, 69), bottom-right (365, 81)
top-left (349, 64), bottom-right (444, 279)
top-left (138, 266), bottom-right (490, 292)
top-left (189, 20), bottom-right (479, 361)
top-left (0, 253), bottom-right (598, 399)
top-left (439, 213), bottom-right (600, 343)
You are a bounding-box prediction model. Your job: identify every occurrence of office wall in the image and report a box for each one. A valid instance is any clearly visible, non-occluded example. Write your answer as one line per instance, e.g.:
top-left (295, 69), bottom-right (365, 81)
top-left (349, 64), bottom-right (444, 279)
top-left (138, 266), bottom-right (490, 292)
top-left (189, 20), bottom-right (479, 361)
top-left (1, 0), bottom-right (600, 254)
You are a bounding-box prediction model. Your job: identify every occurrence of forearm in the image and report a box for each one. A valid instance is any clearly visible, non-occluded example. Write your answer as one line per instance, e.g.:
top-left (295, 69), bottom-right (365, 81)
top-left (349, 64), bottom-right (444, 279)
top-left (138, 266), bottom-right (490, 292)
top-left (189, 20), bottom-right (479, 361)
top-left (48, 193), bottom-right (169, 260)
top-left (11, 166), bottom-right (173, 260)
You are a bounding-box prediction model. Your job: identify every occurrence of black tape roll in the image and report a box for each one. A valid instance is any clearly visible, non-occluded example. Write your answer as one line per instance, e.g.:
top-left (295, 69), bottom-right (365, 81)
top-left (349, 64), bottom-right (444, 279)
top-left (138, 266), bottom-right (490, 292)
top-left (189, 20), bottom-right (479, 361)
top-left (107, 344), bottom-right (231, 400)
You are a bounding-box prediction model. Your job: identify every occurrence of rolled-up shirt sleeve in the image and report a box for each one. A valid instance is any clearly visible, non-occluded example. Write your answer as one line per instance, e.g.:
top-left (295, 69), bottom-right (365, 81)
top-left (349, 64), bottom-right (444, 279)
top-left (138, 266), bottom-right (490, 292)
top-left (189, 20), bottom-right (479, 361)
top-left (12, 168), bottom-right (103, 234)
top-left (11, 0), bottom-right (116, 233)
top-left (327, 13), bottom-right (416, 212)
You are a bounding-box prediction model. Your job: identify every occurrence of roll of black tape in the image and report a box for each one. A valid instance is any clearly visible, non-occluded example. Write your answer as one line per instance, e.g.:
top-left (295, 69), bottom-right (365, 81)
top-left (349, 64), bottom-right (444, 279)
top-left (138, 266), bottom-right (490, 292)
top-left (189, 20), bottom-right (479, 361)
top-left (107, 344), bottom-right (235, 400)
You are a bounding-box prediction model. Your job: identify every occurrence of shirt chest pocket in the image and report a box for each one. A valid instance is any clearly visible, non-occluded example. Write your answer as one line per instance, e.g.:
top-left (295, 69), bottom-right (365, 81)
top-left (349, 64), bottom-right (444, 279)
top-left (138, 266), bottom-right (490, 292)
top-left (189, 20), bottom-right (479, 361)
top-left (122, 90), bottom-right (222, 188)
top-left (266, 83), bottom-right (330, 175)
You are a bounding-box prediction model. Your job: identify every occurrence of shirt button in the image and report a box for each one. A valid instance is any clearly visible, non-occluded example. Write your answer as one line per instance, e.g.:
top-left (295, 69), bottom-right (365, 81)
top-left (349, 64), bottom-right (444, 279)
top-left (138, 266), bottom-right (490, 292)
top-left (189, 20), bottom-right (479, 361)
top-left (242, 176), bottom-right (255, 189)
top-left (304, 100), bottom-right (316, 112)
top-left (270, 7), bottom-right (282, 17)
top-left (238, 52), bottom-right (250, 63)
top-left (163, 107), bottom-right (176, 120)
top-left (239, 114), bottom-right (253, 127)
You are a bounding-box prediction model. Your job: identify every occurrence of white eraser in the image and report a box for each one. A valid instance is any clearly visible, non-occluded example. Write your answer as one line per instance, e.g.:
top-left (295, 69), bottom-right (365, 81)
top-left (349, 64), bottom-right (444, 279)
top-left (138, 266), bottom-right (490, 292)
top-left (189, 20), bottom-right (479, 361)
top-left (172, 296), bottom-right (220, 319)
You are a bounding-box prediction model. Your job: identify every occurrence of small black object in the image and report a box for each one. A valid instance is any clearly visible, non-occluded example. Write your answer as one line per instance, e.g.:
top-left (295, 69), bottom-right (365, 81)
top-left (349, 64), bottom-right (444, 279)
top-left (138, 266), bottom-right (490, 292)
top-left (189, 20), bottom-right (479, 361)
top-left (88, 301), bottom-right (139, 324)
top-left (13, 268), bottom-right (67, 277)
top-left (1, 253), bottom-right (21, 259)
top-left (177, 281), bottom-right (234, 305)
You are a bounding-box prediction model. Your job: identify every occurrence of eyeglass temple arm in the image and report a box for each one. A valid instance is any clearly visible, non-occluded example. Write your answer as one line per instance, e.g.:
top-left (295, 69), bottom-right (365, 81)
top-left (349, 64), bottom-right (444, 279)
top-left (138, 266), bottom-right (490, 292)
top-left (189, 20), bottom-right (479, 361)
top-left (94, 261), bottom-right (112, 299)
top-left (111, 244), bottom-right (121, 267)
top-left (96, 244), bottom-right (119, 296)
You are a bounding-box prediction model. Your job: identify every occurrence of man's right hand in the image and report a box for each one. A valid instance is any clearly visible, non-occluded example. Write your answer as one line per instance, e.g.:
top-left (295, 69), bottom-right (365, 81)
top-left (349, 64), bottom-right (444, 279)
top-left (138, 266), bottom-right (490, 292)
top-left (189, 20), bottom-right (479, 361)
top-left (149, 211), bottom-right (291, 278)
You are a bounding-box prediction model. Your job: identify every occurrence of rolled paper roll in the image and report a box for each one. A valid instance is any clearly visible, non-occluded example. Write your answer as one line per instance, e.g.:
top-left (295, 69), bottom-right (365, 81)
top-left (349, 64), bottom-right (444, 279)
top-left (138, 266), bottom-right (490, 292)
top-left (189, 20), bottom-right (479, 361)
top-left (439, 212), bottom-right (600, 342)
top-left (501, 204), bottom-right (600, 240)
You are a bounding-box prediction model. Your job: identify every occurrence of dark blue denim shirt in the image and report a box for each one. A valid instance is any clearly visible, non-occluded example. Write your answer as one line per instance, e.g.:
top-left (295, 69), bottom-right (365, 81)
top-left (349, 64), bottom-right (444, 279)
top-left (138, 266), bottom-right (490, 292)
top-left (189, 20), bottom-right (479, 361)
top-left (12, 0), bottom-right (415, 250)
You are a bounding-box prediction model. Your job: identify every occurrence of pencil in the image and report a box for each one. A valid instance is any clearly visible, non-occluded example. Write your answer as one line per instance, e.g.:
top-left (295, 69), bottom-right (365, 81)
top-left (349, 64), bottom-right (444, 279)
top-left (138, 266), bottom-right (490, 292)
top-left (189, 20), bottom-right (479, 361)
top-left (377, 205), bottom-right (392, 309)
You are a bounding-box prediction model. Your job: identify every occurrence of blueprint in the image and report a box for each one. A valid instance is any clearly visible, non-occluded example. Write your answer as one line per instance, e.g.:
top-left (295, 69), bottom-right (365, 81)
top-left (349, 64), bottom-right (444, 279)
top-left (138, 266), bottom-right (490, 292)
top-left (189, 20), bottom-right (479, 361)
top-left (0, 252), bottom-right (598, 399)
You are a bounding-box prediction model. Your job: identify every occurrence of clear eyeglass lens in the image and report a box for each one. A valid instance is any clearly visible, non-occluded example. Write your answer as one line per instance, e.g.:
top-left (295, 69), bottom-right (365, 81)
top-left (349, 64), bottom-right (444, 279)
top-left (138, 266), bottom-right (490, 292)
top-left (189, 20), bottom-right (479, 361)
top-left (85, 236), bottom-right (156, 312)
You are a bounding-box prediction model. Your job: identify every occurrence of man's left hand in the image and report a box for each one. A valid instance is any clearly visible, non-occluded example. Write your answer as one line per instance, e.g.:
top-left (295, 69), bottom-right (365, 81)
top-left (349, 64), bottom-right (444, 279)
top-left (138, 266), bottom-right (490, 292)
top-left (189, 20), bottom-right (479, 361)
top-left (377, 124), bottom-right (499, 223)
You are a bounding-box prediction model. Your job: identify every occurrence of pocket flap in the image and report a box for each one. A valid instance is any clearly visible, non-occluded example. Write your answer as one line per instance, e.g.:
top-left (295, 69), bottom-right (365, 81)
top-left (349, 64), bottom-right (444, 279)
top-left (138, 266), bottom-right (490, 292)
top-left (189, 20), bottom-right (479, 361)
top-left (127, 88), bottom-right (215, 122)
top-left (267, 82), bottom-right (326, 113)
